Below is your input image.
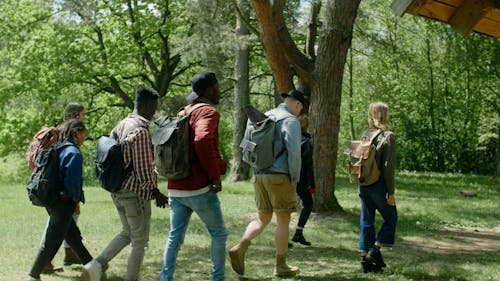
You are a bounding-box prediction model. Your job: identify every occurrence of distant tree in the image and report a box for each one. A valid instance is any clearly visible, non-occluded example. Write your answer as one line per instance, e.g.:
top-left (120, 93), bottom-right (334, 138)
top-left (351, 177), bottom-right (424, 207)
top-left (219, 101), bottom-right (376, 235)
top-left (230, 0), bottom-right (252, 181)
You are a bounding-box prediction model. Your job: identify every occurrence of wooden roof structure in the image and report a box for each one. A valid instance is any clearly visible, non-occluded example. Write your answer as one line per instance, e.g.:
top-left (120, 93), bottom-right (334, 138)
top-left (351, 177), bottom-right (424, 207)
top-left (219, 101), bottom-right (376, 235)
top-left (391, 0), bottom-right (500, 38)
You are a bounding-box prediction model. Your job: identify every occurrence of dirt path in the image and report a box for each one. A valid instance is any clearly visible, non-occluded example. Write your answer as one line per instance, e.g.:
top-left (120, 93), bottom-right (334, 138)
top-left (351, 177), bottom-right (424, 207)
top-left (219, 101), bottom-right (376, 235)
top-left (407, 227), bottom-right (500, 253)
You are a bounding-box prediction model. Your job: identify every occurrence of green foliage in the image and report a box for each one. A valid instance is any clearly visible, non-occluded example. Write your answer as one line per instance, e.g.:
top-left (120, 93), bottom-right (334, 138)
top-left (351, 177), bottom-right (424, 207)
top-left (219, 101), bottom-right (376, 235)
top-left (343, 1), bottom-right (500, 175)
top-left (2, 0), bottom-right (498, 177)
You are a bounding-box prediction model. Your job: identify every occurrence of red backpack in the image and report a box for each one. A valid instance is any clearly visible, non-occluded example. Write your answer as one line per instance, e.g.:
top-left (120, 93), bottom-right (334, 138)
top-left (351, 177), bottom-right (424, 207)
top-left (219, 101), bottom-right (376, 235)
top-left (25, 127), bottom-right (60, 172)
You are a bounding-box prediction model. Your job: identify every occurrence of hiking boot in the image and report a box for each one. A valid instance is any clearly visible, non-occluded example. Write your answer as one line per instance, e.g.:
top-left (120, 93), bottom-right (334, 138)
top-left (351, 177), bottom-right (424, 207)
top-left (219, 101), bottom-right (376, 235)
top-left (64, 248), bottom-right (81, 265)
top-left (274, 254), bottom-right (300, 277)
top-left (291, 230), bottom-right (311, 246)
top-left (83, 260), bottom-right (102, 281)
top-left (42, 262), bottom-right (63, 273)
top-left (229, 239), bottom-right (251, 275)
top-left (366, 247), bottom-right (386, 269)
top-left (26, 276), bottom-right (42, 281)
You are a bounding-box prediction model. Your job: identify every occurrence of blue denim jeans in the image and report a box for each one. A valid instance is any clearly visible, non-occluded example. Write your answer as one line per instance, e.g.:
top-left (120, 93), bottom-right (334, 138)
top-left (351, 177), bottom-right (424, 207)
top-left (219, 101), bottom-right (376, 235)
top-left (161, 191), bottom-right (228, 281)
top-left (358, 179), bottom-right (398, 252)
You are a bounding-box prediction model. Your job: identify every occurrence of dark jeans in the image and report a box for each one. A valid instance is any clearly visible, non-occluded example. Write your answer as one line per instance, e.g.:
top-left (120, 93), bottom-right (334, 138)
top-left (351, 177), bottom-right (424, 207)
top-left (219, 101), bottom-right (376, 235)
top-left (296, 189), bottom-right (313, 228)
top-left (358, 179), bottom-right (398, 252)
top-left (29, 199), bottom-right (92, 278)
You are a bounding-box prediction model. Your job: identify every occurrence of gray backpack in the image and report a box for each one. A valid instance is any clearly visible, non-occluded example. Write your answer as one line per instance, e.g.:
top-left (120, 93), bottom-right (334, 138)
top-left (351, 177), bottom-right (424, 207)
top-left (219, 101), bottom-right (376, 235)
top-left (152, 103), bottom-right (209, 179)
top-left (240, 105), bottom-right (293, 170)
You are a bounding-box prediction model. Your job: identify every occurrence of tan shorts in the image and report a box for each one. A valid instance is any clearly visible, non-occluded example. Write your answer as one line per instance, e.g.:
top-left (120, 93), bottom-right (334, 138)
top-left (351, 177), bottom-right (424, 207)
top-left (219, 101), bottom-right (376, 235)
top-left (254, 174), bottom-right (297, 213)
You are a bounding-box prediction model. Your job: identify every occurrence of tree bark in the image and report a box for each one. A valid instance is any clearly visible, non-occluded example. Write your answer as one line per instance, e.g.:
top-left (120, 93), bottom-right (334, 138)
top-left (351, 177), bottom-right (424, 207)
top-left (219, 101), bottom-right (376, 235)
top-left (496, 113), bottom-right (500, 178)
top-left (230, 0), bottom-right (251, 181)
top-left (310, 0), bottom-right (361, 212)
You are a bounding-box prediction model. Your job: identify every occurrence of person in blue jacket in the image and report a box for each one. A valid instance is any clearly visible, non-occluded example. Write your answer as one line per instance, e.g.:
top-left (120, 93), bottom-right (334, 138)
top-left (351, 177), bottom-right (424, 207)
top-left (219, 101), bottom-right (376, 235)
top-left (27, 119), bottom-right (93, 281)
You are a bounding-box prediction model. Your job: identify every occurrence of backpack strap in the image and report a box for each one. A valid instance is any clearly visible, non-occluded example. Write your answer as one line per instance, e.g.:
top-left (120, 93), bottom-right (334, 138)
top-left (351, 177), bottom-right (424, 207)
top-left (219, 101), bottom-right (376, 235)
top-left (179, 103), bottom-right (211, 117)
top-left (267, 110), bottom-right (296, 160)
top-left (375, 131), bottom-right (391, 150)
top-left (361, 129), bottom-right (382, 143)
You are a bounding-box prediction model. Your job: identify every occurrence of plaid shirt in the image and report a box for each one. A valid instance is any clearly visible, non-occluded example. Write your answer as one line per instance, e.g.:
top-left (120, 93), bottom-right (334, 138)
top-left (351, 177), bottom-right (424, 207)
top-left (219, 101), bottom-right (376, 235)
top-left (114, 114), bottom-right (157, 200)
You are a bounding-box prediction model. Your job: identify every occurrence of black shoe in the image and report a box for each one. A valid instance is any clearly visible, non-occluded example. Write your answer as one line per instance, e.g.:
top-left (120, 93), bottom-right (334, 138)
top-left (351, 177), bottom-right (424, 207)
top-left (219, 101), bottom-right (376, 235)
top-left (292, 232), bottom-right (311, 246)
top-left (361, 256), bottom-right (375, 273)
top-left (366, 247), bottom-right (386, 269)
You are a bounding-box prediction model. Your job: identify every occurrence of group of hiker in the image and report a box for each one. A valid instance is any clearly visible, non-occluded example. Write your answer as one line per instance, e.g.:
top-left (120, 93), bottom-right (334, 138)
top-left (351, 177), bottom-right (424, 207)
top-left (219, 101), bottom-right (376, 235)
top-left (25, 71), bottom-right (397, 281)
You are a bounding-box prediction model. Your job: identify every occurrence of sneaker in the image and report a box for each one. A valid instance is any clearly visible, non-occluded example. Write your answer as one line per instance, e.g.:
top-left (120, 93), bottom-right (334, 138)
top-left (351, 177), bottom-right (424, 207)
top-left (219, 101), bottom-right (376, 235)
top-left (83, 260), bottom-right (102, 281)
top-left (366, 247), bottom-right (386, 269)
top-left (26, 276), bottom-right (41, 281)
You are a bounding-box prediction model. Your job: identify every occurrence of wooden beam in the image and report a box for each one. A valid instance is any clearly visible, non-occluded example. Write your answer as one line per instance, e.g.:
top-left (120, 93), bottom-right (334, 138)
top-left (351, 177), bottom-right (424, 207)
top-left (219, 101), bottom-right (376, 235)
top-left (391, 0), bottom-right (428, 16)
top-left (449, 0), bottom-right (493, 36)
top-left (473, 9), bottom-right (500, 38)
top-left (418, 1), bottom-right (457, 21)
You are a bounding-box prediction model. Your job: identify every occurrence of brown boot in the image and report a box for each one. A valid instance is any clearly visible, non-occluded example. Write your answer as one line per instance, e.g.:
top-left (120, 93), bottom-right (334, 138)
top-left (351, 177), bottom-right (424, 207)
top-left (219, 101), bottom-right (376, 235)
top-left (64, 248), bottom-right (81, 265)
top-left (274, 254), bottom-right (299, 277)
top-left (228, 239), bottom-right (251, 275)
top-left (42, 261), bottom-right (63, 273)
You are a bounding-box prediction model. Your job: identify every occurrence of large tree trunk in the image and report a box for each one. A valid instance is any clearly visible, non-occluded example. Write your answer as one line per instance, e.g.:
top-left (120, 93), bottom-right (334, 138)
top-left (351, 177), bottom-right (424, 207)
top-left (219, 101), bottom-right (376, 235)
top-left (251, 0), bottom-right (361, 212)
top-left (253, 0), bottom-right (302, 93)
top-left (310, 0), bottom-right (361, 212)
top-left (231, 0), bottom-right (251, 181)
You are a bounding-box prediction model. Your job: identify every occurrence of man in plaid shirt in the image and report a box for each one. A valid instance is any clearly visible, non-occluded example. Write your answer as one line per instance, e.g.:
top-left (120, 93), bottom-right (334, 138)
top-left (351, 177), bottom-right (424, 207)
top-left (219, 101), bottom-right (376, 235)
top-left (84, 87), bottom-right (168, 281)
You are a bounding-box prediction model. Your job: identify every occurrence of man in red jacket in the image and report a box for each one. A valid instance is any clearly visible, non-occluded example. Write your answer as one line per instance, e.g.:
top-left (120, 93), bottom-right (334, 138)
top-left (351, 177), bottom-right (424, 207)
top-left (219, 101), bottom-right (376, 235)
top-left (160, 71), bottom-right (228, 281)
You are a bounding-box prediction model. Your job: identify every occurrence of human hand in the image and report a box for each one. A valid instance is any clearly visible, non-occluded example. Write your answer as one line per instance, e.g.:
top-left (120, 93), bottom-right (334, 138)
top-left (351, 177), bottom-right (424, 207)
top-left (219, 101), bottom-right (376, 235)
top-left (387, 194), bottom-right (396, 206)
top-left (210, 179), bottom-right (222, 193)
top-left (154, 189), bottom-right (168, 208)
top-left (309, 187), bottom-right (316, 194)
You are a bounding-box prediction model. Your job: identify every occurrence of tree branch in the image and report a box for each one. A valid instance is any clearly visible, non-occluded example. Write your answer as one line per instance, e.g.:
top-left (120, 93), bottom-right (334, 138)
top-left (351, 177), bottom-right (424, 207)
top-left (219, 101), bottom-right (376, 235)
top-left (233, 0), bottom-right (260, 37)
top-left (126, 0), bottom-right (159, 75)
top-left (306, 0), bottom-right (322, 60)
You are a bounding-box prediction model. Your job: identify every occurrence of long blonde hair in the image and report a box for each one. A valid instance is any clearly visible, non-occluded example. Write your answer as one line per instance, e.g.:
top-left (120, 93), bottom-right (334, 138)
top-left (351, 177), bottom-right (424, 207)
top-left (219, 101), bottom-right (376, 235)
top-left (368, 102), bottom-right (389, 131)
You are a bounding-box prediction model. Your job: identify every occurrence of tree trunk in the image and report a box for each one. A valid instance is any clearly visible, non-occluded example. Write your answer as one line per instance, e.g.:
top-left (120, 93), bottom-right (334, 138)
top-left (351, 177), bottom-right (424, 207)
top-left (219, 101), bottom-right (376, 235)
top-left (348, 49), bottom-right (355, 140)
top-left (310, 0), bottom-right (361, 212)
top-left (496, 113), bottom-right (500, 178)
top-left (252, 0), bottom-right (296, 93)
top-left (251, 0), bottom-right (361, 212)
top-left (230, 0), bottom-right (251, 181)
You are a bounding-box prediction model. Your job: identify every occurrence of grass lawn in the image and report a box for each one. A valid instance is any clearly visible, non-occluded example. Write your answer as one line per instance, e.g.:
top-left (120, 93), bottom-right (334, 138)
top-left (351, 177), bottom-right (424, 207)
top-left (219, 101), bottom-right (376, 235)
top-left (1, 167), bottom-right (499, 281)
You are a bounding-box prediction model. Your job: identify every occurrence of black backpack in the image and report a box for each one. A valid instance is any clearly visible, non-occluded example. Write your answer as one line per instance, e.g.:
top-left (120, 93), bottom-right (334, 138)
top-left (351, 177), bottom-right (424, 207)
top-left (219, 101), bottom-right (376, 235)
top-left (26, 141), bottom-right (72, 207)
top-left (152, 103), bottom-right (209, 179)
top-left (95, 131), bottom-right (132, 192)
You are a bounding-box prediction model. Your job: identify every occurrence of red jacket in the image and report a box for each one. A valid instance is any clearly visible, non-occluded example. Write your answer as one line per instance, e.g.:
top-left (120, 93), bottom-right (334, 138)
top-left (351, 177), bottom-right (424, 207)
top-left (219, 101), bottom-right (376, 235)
top-left (167, 102), bottom-right (227, 190)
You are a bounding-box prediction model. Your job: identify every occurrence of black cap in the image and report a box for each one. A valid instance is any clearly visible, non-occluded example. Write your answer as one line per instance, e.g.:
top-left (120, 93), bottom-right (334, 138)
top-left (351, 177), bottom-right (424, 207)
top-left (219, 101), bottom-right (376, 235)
top-left (186, 71), bottom-right (218, 102)
top-left (281, 90), bottom-right (306, 104)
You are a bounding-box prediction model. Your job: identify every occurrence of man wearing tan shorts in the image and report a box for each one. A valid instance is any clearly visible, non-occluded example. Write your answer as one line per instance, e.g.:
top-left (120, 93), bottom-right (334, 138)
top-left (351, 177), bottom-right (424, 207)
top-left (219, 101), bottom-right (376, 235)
top-left (229, 90), bottom-right (306, 278)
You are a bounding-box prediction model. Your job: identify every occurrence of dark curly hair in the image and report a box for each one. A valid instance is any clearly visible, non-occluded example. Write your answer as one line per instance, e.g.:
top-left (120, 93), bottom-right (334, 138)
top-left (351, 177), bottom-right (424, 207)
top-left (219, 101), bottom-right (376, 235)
top-left (60, 119), bottom-right (87, 142)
